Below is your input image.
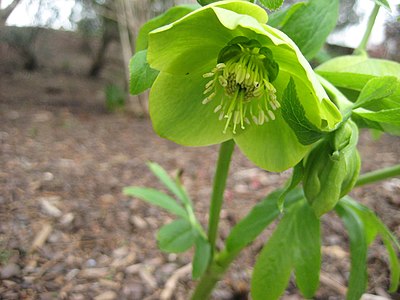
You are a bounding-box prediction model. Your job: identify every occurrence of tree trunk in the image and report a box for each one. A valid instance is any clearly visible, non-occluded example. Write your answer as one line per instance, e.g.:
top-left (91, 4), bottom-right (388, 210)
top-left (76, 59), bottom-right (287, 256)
top-left (88, 26), bottom-right (113, 77)
top-left (0, 0), bottom-right (22, 26)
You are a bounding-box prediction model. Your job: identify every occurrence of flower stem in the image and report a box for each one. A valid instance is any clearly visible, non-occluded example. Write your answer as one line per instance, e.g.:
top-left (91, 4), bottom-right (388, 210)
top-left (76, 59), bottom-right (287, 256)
top-left (191, 250), bottom-right (237, 300)
top-left (191, 140), bottom-right (234, 300)
top-left (208, 139), bottom-right (235, 255)
top-left (354, 4), bottom-right (380, 55)
top-left (355, 164), bottom-right (400, 187)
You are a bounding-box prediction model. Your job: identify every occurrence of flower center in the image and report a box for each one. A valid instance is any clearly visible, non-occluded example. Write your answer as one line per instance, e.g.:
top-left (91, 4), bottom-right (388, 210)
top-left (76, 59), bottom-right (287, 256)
top-left (202, 37), bottom-right (280, 134)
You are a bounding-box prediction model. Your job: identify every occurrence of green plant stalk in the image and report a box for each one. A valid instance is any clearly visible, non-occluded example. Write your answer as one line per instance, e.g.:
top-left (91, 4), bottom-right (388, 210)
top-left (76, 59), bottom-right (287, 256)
top-left (354, 4), bottom-right (380, 55)
top-left (208, 139), bottom-right (235, 254)
top-left (191, 250), bottom-right (238, 300)
top-left (355, 164), bottom-right (400, 187)
top-left (192, 162), bottom-right (400, 299)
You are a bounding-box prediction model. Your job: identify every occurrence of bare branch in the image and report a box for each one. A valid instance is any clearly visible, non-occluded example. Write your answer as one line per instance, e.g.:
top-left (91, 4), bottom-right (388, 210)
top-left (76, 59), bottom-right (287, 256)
top-left (0, 0), bottom-right (23, 25)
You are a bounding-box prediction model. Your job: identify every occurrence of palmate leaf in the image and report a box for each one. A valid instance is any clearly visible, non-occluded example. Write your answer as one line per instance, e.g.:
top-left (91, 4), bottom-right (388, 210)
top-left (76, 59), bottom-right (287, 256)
top-left (147, 162), bottom-right (191, 206)
top-left (373, 0), bottom-right (391, 11)
top-left (277, 162), bottom-right (304, 211)
top-left (225, 189), bottom-right (304, 253)
top-left (353, 108), bottom-right (400, 126)
top-left (124, 163), bottom-right (210, 277)
top-left (279, 0), bottom-right (339, 60)
top-left (335, 201), bottom-right (368, 300)
top-left (354, 76), bottom-right (399, 109)
top-left (316, 55), bottom-right (400, 94)
top-left (129, 50), bottom-right (159, 95)
top-left (281, 78), bottom-right (326, 145)
top-left (251, 199), bottom-right (321, 300)
top-left (157, 218), bottom-right (195, 253)
top-left (336, 197), bottom-right (400, 297)
top-left (259, 0), bottom-right (284, 10)
top-left (192, 235), bottom-right (211, 279)
top-left (123, 187), bottom-right (187, 219)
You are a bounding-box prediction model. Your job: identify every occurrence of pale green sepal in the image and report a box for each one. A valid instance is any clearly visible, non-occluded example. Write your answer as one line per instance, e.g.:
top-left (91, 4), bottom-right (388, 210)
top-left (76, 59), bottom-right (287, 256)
top-left (265, 27), bottom-right (342, 131)
top-left (234, 112), bottom-right (309, 172)
top-left (149, 70), bottom-right (234, 146)
top-left (135, 4), bottom-right (199, 52)
top-left (148, 1), bottom-right (268, 75)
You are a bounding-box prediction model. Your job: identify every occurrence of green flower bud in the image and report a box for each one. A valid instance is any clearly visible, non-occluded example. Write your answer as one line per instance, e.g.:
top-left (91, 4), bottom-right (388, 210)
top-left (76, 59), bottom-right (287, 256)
top-left (303, 120), bottom-right (360, 216)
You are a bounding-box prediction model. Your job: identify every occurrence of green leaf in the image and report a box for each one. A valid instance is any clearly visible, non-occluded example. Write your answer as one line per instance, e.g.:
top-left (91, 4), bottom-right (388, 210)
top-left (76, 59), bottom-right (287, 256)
top-left (157, 219), bottom-right (195, 253)
top-left (281, 78), bottom-right (326, 145)
top-left (339, 197), bottom-right (400, 292)
top-left (251, 200), bottom-right (321, 299)
top-left (353, 108), bottom-right (400, 126)
top-left (316, 55), bottom-right (400, 92)
top-left (354, 76), bottom-right (399, 109)
top-left (373, 0), bottom-right (391, 11)
top-left (123, 187), bottom-right (187, 219)
top-left (129, 50), bottom-right (159, 95)
top-left (226, 189), bottom-right (304, 253)
top-left (336, 202), bottom-right (369, 300)
top-left (380, 228), bottom-right (400, 292)
top-left (277, 162), bottom-right (304, 211)
top-left (280, 0), bottom-right (339, 60)
top-left (135, 5), bottom-right (199, 52)
top-left (259, 0), bottom-right (284, 10)
top-left (267, 3), bottom-right (305, 28)
top-left (192, 236), bottom-right (211, 279)
top-left (293, 203), bottom-right (321, 298)
top-left (147, 162), bottom-right (191, 206)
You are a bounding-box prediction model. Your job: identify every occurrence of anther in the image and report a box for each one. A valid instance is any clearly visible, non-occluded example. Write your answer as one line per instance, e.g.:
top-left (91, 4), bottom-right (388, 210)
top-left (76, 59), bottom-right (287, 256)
top-left (203, 72), bottom-right (214, 78)
top-left (268, 110), bottom-right (276, 120)
top-left (214, 105), bottom-right (222, 113)
top-left (205, 80), bottom-right (214, 89)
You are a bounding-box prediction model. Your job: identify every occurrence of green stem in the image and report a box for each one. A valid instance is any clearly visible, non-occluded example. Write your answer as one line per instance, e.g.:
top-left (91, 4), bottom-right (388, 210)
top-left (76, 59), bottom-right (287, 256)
top-left (354, 4), bottom-right (380, 55)
top-left (355, 164), bottom-right (400, 187)
top-left (208, 139), bottom-right (235, 254)
top-left (191, 250), bottom-right (237, 300)
top-left (191, 140), bottom-right (234, 300)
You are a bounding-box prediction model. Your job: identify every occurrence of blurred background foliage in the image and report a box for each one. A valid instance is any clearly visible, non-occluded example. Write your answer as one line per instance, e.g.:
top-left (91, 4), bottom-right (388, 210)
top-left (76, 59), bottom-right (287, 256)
top-left (0, 0), bottom-right (399, 113)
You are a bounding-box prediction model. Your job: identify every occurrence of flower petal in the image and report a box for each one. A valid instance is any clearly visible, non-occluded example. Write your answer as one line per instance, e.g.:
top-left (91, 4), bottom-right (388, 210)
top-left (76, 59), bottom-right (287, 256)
top-left (149, 68), bottom-right (234, 146)
top-left (147, 1), bottom-right (268, 75)
top-left (234, 111), bottom-right (309, 172)
top-left (262, 25), bottom-right (342, 131)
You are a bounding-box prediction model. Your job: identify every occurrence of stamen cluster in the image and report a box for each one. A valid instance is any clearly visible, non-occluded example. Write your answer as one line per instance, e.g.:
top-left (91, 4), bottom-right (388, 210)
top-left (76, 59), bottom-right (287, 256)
top-left (203, 39), bottom-right (280, 134)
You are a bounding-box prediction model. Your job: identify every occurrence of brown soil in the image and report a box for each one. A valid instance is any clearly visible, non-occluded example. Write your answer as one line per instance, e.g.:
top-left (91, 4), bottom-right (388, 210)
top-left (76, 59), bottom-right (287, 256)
top-left (0, 28), bottom-right (399, 300)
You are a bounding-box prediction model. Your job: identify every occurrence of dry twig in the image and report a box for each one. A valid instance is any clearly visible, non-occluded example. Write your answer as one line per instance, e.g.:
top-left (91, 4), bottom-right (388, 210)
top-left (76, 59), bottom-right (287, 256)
top-left (160, 263), bottom-right (192, 300)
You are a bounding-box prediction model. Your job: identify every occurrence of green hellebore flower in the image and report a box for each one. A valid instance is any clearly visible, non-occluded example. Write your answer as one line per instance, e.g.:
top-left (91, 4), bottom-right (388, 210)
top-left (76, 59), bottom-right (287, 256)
top-left (147, 0), bottom-right (341, 172)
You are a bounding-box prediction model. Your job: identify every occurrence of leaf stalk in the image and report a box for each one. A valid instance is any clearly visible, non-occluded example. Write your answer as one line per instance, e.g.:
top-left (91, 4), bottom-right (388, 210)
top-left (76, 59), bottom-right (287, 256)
top-left (354, 4), bottom-right (380, 55)
top-left (355, 164), bottom-right (400, 187)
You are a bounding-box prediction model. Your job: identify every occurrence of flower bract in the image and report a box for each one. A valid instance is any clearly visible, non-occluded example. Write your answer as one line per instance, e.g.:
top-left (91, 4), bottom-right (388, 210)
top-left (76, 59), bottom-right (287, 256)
top-left (147, 0), bottom-right (341, 172)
